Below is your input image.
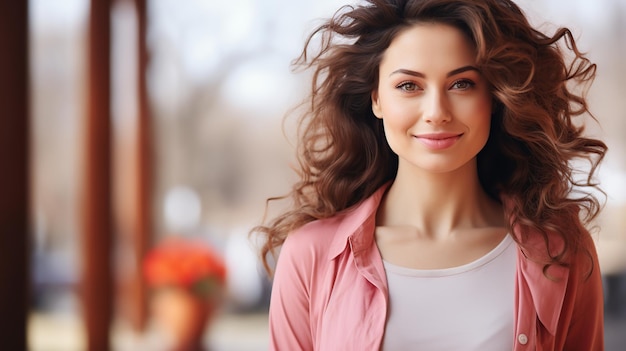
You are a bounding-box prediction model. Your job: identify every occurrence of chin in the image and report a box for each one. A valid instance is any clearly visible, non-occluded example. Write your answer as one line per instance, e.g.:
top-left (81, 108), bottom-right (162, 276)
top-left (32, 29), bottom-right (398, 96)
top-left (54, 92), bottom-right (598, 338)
top-left (403, 156), bottom-right (477, 175)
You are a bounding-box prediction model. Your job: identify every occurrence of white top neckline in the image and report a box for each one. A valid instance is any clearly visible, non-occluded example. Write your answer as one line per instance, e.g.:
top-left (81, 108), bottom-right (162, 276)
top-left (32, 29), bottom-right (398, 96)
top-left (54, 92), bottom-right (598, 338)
top-left (383, 233), bottom-right (515, 277)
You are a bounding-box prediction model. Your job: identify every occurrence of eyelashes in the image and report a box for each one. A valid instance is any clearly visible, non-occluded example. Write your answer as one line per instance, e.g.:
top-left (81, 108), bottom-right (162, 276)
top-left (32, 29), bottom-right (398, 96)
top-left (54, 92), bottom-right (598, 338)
top-left (396, 81), bottom-right (419, 92)
top-left (395, 78), bottom-right (476, 92)
top-left (450, 79), bottom-right (476, 90)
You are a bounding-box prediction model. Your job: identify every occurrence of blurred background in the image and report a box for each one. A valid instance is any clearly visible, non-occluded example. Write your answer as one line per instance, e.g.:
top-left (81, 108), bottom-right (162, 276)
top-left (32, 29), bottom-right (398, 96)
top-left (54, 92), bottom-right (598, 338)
top-left (1, 0), bottom-right (623, 350)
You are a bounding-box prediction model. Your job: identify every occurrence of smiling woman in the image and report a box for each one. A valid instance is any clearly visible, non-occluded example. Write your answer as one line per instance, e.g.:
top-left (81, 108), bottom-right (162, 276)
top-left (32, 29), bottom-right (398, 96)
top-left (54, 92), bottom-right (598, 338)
top-left (371, 23), bottom-right (493, 175)
top-left (252, 0), bottom-right (608, 350)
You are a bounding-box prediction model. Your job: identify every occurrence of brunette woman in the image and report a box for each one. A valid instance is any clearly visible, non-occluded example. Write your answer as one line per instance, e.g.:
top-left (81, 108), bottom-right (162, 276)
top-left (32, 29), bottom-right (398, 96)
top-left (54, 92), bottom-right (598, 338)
top-left (255, 0), bottom-right (607, 349)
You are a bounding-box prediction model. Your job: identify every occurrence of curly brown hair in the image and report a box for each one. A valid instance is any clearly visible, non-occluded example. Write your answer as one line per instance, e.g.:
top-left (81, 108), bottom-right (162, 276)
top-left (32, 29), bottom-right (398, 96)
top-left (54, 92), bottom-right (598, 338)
top-left (254, 0), bottom-right (607, 274)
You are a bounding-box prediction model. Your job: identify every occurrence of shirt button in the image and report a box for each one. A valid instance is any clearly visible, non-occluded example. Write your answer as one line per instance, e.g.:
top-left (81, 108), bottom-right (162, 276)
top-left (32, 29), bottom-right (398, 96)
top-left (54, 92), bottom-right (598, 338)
top-left (518, 333), bottom-right (528, 345)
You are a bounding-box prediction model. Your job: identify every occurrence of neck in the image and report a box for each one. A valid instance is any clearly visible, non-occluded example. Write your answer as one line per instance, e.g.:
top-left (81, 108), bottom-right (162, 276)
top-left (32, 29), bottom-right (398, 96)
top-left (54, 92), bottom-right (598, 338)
top-left (378, 160), bottom-right (503, 238)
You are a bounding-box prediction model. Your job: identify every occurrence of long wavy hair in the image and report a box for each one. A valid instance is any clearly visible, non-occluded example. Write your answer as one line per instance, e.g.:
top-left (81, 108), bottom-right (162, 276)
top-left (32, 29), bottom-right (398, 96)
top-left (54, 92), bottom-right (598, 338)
top-left (254, 0), bottom-right (607, 274)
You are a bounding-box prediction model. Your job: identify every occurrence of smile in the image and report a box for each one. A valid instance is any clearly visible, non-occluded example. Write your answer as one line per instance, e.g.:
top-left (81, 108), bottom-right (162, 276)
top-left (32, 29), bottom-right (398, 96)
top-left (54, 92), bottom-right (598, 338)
top-left (414, 133), bottom-right (463, 150)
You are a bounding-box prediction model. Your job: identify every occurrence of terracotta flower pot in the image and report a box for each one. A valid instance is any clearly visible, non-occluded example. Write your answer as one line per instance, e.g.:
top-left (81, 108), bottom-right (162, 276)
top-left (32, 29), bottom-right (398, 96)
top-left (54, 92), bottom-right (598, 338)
top-left (152, 288), bottom-right (217, 351)
top-left (143, 237), bottom-right (226, 350)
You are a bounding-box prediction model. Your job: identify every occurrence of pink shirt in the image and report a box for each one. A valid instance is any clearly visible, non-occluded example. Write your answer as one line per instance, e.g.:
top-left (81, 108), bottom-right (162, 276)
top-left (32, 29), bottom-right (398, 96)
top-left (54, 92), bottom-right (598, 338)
top-left (268, 185), bottom-right (604, 350)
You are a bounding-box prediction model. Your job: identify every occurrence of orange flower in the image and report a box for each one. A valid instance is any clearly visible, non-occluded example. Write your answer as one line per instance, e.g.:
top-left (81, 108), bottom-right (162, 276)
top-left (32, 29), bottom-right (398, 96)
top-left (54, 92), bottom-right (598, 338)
top-left (143, 237), bottom-right (226, 299)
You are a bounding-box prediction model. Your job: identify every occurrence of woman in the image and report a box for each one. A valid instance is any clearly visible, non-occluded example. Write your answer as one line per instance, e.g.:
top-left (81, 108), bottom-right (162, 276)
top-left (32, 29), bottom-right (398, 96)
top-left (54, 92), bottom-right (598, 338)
top-left (254, 0), bottom-right (607, 349)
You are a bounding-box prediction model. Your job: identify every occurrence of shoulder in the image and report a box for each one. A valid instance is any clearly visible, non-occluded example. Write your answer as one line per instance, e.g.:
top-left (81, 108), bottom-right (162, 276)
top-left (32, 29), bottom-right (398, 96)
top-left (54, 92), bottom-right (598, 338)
top-left (519, 227), bottom-right (599, 276)
top-left (569, 229), bottom-right (601, 282)
top-left (275, 183), bottom-right (388, 273)
top-left (281, 216), bottom-right (343, 256)
top-left (270, 214), bottom-right (350, 300)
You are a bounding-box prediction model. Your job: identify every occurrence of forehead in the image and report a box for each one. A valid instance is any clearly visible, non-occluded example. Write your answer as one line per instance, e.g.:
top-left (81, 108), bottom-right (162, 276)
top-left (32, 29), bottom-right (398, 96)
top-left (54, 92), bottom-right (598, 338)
top-left (380, 23), bottom-right (477, 73)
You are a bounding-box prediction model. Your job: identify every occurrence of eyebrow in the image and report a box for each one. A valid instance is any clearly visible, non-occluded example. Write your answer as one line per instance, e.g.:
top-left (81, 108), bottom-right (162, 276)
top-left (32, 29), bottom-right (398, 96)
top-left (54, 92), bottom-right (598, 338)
top-left (389, 65), bottom-right (480, 78)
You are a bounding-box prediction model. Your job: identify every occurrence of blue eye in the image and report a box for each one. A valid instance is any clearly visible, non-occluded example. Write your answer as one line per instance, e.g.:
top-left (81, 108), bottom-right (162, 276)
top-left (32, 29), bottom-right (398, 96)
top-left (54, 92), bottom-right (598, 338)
top-left (451, 79), bottom-right (475, 90)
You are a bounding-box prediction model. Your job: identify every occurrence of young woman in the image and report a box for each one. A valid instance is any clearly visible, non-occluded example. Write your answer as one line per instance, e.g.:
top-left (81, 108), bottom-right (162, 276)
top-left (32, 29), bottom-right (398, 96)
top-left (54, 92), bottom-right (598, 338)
top-left (254, 0), bottom-right (607, 349)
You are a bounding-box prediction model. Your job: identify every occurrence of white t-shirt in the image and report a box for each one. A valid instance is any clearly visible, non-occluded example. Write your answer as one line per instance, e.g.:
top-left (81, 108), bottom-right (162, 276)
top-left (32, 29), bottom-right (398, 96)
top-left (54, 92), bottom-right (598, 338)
top-left (381, 234), bottom-right (517, 351)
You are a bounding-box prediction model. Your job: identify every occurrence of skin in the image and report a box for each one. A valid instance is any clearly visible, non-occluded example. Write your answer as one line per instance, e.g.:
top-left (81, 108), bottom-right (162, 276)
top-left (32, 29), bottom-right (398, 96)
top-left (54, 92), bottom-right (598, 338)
top-left (371, 23), bottom-right (507, 270)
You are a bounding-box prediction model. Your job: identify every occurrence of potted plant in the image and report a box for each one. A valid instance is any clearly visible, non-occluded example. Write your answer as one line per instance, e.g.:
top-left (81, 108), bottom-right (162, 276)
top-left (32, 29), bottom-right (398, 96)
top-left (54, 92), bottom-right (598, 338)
top-left (143, 237), bottom-right (227, 351)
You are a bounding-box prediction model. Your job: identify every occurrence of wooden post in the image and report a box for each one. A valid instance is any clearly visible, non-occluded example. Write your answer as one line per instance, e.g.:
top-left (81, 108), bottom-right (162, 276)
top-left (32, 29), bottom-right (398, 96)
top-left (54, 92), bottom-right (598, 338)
top-left (133, 0), bottom-right (151, 331)
top-left (0, 1), bottom-right (29, 349)
top-left (109, 0), bottom-right (152, 333)
top-left (82, 0), bottom-right (113, 349)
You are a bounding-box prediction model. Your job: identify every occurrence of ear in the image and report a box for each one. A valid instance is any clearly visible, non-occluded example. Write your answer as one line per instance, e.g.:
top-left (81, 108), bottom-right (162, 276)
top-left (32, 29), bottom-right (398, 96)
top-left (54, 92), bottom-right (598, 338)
top-left (371, 90), bottom-right (383, 119)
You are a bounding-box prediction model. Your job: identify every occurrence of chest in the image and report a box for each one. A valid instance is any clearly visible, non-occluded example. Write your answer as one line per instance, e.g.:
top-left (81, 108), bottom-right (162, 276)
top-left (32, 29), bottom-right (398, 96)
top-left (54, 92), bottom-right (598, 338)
top-left (308, 233), bottom-right (565, 350)
top-left (381, 237), bottom-right (517, 350)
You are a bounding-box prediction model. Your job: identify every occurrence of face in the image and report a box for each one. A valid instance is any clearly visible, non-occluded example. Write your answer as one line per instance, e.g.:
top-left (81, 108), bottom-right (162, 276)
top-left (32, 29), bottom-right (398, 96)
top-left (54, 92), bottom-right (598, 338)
top-left (371, 23), bottom-right (492, 175)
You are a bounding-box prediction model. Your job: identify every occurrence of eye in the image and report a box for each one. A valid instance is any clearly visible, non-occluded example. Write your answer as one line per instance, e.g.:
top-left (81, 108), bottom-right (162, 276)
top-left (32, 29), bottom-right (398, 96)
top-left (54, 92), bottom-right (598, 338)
top-left (396, 81), bottom-right (421, 92)
top-left (450, 79), bottom-right (475, 90)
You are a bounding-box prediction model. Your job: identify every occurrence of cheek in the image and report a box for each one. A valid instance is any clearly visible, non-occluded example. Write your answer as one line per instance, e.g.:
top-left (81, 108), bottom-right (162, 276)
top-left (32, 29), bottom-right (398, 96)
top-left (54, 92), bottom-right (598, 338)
top-left (479, 96), bottom-right (493, 117)
top-left (379, 100), bottom-right (417, 131)
top-left (475, 101), bottom-right (492, 125)
top-left (457, 95), bottom-right (492, 124)
top-left (472, 99), bottom-right (493, 143)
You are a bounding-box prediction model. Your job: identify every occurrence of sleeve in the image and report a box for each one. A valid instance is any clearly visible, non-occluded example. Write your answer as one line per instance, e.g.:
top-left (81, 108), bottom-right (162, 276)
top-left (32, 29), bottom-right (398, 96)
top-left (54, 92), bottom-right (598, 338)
top-left (562, 234), bottom-right (604, 350)
top-left (268, 233), bottom-right (315, 351)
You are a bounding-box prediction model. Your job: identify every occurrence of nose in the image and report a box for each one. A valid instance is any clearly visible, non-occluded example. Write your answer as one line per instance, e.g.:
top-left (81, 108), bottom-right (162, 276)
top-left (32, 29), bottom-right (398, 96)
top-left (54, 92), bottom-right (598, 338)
top-left (423, 90), bottom-right (451, 124)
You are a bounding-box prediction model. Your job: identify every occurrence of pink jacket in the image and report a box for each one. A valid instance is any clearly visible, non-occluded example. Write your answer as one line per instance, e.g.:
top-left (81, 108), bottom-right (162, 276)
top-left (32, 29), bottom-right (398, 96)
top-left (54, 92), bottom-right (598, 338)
top-left (268, 185), bottom-right (604, 350)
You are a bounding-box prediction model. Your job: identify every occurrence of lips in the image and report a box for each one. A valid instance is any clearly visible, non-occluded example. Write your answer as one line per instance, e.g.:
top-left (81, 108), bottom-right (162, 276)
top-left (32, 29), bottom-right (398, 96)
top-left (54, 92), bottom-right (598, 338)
top-left (414, 132), bottom-right (463, 150)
